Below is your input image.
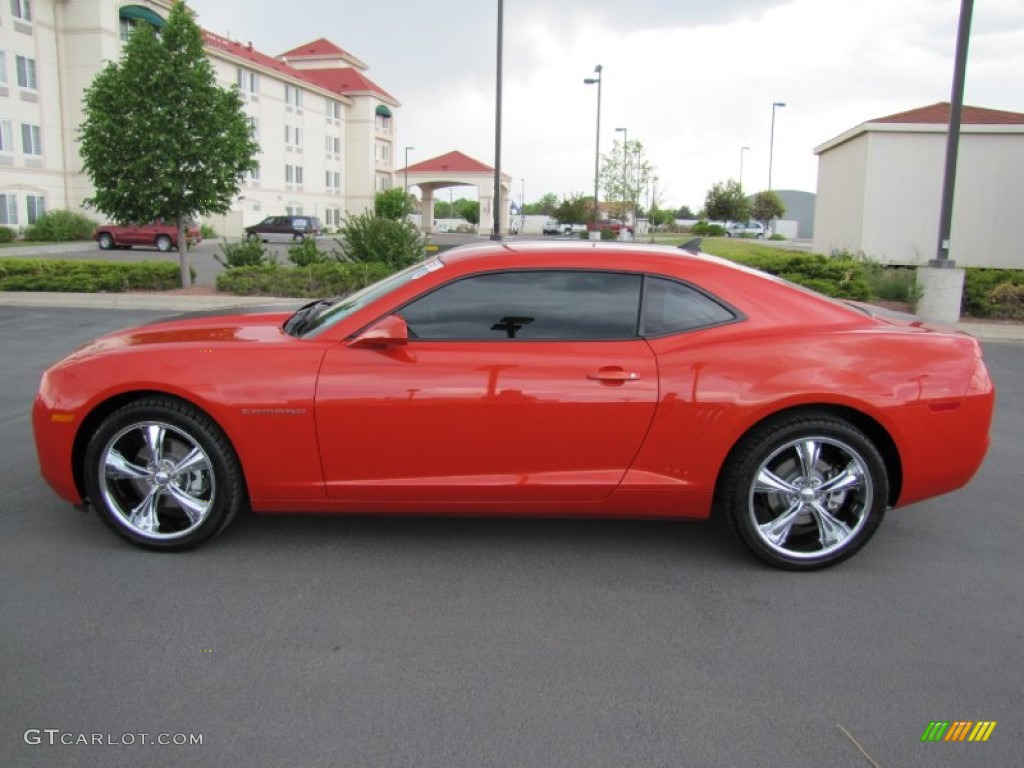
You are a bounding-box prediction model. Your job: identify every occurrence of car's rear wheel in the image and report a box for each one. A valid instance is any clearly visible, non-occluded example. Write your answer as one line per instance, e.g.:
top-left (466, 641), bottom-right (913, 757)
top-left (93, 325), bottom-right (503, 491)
top-left (293, 233), bottom-right (305, 242)
top-left (83, 398), bottom-right (245, 551)
top-left (97, 233), bottom-right (114, 250)
top-left (155, 235), bottom-right (173, 252)
top-left (721, 414), bottom-right (888, 570)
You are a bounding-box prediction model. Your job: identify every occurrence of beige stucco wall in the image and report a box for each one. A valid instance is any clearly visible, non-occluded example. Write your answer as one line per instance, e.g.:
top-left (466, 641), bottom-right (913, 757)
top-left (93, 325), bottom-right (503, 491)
top-left (814, 124), bottom-right (1024, 268)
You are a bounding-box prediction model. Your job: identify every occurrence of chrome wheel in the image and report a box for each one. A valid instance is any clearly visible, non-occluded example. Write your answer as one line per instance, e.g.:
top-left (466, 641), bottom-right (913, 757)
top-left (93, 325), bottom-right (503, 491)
top-left (155, 234), bottom-right (173, 252)
top-left (723, 414), bottom-right (888, 569)
top-left (749, 437), bottom-right (871, 561)
top-left (98, 233), bottom-right (114, 250)
top-left (84, 398), bottom-right (245, 550)
top-left (99, 421), bottom-right (214, 541)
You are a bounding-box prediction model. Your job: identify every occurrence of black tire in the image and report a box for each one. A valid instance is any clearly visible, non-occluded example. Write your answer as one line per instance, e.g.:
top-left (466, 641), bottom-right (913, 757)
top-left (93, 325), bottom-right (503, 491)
top-left (97, 232), bottom-right (115, 250)
top-left (720, 413), bottom-right (888, 570)
top-left (293, 233), bottom-right (305, 243)
top-left (155, 234), bottom-right (173, 252)
top-left (83, 397), bottom-right (246, 551)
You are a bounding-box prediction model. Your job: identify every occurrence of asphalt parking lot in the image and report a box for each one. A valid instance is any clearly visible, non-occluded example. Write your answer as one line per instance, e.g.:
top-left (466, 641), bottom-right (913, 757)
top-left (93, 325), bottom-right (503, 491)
top-left (1, 305), bottom-right (1021, 768)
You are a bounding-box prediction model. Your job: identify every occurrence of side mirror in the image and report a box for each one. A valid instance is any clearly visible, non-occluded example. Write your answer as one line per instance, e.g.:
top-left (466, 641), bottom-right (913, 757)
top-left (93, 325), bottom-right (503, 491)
top-left (348, 314), bottom-right (410, 349)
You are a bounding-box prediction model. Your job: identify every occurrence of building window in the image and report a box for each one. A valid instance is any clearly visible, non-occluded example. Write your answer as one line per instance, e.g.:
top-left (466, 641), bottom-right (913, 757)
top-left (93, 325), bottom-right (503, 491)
top-left (236, 68), bottom-right (258, 95)
top-left (375, 113), bottom-right (391, 132)
top-left (248, 116), bottom-right (258, 140)
top-left (285, 125), bottom-right (301, 147)
top-left (10, 0), bottom-right (32, 22)
top-left (26, 194), bottom-right (44, 223)
top-left (326, 99), bottom-right (341, 119)
top-left (0, 120), bottom-right (13, 153)
top-left (0, 193), bottom-right (17, 225)
top-left (286, 205), bottom-right (303, 216)
top-left (21, 123), bottom-right (41, 155)
top-left (376, 141), bottom-right (390, 162)
top-left (284, 85), bottom-right (302, 109)
top-left (0, 51), bottom-right (7, 85)
top-left (285, 164), bottom-right (303, 185)
top-left (15, 56), bottom-right (36, 90)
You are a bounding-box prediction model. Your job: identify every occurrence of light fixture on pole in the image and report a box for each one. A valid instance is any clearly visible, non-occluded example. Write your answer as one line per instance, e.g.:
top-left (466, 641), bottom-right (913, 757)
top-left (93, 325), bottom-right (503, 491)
top-left (583, 65), bottom-right (603, 227)
top-left (740, 146), bottom-right (750, 188)
top-left (768, 102), bottom-right (785, 191)
top-left (615, 127), bottom-right (628, 225)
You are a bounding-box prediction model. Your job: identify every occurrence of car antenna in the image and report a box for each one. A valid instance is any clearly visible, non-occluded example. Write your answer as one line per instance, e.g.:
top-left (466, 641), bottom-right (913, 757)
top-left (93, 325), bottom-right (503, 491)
top-left (678, 237), bottom-right (702, 254)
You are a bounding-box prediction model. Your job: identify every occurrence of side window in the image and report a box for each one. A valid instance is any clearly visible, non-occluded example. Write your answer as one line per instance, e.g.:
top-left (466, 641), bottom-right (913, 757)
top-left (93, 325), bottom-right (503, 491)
top-left (400, 271), bottom-right (643, 340)
top-left (641, 277), bottom-right (736, 336)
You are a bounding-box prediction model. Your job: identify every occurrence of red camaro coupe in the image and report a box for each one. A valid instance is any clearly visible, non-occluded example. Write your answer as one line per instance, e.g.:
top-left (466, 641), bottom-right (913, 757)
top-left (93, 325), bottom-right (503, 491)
top-left (33, 242), bottom-right (994, 569)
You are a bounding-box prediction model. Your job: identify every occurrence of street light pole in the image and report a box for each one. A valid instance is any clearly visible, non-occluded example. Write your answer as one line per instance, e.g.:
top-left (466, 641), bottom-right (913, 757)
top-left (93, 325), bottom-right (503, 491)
top-left (615, 127), bottom-right (627, 224)
top-left (768, 102), bottom-right (785, 191)
top-left (584, 65), bottom-right (603, 227)
top-left (403, 145), bottom-right (414, 214)
top-left (491, 0), bottom-right (504, 240)
top-left (740, 145), bottom-right (750, 188)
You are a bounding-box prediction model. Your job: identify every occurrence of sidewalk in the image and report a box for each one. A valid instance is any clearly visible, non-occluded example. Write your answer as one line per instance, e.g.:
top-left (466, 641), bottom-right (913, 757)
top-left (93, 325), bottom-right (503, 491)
top-left (0, 289), bottom-right (1020, 342)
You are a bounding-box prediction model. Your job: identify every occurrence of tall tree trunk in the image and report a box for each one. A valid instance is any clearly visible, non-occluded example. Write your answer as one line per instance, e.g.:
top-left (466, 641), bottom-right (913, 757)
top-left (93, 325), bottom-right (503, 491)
top-left (177, 214), bottom-right (192, 288)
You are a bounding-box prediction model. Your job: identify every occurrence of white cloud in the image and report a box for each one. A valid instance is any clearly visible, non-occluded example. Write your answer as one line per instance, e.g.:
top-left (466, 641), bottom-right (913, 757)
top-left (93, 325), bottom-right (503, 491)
top-left (191, 0), bottom-right (1024, 211)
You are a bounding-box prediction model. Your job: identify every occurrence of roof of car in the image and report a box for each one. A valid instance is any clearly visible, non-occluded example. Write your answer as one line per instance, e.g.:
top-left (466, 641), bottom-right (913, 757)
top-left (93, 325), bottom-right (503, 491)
top-left (437, 240), bottom-right (726, 270)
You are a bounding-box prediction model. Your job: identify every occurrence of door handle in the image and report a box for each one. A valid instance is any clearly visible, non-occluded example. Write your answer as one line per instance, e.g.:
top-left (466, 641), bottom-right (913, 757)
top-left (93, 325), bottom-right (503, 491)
top-left (587, 369), bottom-right (641, 382)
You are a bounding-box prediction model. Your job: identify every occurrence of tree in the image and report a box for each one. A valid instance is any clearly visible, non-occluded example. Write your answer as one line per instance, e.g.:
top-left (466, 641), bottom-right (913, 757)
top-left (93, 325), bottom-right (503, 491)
top-left (751, 190), bottom-right (786, 227)
top-left (703, 180), bottom-right (750, 223)
top-left (599, 139), bottom-right (653, 220)
top-left (79, 2), bottom-right (258, 287)
top-left (677, 205), bottom-right (696, 219)
top-left (452, 198), bottom-right (479, 225)
top-left (553, 193), bottom-right (592, 225)
top-left (375, 188), bottom-right (408, 220)
top-left (523, 193), bottom-right (559, 216)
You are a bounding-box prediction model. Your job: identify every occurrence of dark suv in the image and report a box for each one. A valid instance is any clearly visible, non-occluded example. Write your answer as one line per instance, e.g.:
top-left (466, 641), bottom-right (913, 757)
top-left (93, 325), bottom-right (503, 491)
top-left (244, 215), bottom-right (323, 243)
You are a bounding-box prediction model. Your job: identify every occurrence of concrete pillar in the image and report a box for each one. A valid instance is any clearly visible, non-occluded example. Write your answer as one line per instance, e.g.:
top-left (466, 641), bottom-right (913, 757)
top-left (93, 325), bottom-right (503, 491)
top-left (916, 266), bottom-right (965, 324)
top-left (420, 186), bottom-right (434, 234)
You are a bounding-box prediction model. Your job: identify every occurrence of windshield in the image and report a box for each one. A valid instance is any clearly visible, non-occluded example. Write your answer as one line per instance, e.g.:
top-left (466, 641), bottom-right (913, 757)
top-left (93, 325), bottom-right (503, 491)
top-left (295, 258), bottom-right (445, 337)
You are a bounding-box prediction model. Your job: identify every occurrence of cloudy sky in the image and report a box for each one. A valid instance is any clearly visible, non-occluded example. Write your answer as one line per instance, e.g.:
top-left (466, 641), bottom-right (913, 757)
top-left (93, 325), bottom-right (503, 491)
top-left (189, 0), bottom-right (1024, 211)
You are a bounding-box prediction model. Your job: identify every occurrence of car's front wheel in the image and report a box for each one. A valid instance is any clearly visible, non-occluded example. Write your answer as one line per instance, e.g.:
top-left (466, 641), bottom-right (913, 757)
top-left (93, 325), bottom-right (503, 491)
top-left (97, 233), bottom-right (115, 250)
top-left (155, 235), bottom-right (173, 252)
top-left (721, 413), bottom-right (888, 570)
top-left (83, 398), bottom-right (246, 551)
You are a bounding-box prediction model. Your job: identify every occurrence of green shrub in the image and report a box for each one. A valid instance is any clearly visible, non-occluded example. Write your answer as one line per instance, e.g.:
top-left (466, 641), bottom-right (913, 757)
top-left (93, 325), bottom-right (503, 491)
top-left (287, 237), bottom-right (333, 267)
top-left (987, 283), bottom-right (1024, 320)
top-left (962, 268), bottom-right (1024, 318)
top-left (337, 212), bottom-right (426, 268)
top-left (200, 223), bottom-right (218, 239)
top-left (0, 259), bottom-right (190, 292)
top-left (768, 233), bottom-right (786, 241)
top-left (0, 226), bottom-right (15, 243)
top-left (692, 221), bottom-right (726, 237)
top-left (215, 238), bottom-right (276, 268)
top-left (21, 210), bottom-right (96, 242)
top-left (216, 262), bottom-right (394, 298)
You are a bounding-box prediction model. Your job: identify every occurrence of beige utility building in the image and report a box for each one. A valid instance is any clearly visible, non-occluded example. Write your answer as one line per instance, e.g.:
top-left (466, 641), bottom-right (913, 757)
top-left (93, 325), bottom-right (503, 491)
top-left (813, 102), bottom-right (1024, 268)
top-left (0, 1), bottom-right (398, 235)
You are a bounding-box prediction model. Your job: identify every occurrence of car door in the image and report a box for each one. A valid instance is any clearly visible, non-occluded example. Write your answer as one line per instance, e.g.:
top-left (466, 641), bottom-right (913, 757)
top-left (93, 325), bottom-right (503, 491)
top-left (315, 270), bottom-right (659, 503)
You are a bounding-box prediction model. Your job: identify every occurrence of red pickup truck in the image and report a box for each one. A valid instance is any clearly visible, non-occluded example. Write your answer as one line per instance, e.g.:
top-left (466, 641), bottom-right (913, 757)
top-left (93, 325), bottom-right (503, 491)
top-left (94, 220), bottom-right (202, 251)
top-left (586, 218), bottom-right (633, 236)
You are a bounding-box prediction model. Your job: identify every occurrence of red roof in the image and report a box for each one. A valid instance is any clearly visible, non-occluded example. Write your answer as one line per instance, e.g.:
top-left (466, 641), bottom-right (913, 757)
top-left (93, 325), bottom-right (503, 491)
top-left (203, 30), bottom-right (312, 83)
top-left (299, 67), bottom-right (397, 104)
top-left (278, 38), bottom-right (367, 70)
top-left (872, 102), bottom-right (1024, 125)
top-left (402, 151), bottom-right (495, 174)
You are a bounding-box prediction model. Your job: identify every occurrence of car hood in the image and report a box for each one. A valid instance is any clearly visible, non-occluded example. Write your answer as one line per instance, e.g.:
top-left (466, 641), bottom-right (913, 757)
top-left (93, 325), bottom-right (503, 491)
top-left (56, 307), bottom-right (300, 365)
